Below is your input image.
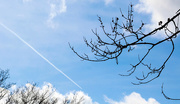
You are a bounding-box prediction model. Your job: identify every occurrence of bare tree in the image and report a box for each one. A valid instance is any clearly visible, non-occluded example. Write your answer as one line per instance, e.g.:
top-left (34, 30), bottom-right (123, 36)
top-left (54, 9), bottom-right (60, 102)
top-left (0, 69), bottom-right (85, 104)
top-left (63, 92), bottom-right (84, 104)
top-left (70, 4), bottom-right (180, 100)
top-left (4, 83), bottom-right (85, 104)
top-left (0, 69), bottom-right (85, 103)
top-left (5, 83), bottom-right (58, 104)
top-left (0, 69), bottom-right (14, 102)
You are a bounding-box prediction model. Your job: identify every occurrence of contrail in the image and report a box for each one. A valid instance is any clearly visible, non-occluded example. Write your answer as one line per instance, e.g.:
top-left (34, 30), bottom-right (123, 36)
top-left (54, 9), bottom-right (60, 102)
top-left (0, 22), bottom-right (82, 89)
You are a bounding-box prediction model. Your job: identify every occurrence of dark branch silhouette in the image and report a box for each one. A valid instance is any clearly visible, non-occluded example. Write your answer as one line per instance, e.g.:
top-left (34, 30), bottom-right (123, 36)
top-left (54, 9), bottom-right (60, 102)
top-left (161, 84), bottom-right (180, 100)
top-left (70, 4), bottom-right (180, 100)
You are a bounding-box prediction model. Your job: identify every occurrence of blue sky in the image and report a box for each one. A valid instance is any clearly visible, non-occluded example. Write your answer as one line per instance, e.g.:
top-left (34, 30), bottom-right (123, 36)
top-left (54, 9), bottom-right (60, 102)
top-left (0, 0), bottom-right (180, 103)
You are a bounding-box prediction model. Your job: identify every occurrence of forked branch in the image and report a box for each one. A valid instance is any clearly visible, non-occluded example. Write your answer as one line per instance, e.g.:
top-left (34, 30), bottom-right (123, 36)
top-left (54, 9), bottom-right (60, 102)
top-left (70, 4), bottom-right (180, 100)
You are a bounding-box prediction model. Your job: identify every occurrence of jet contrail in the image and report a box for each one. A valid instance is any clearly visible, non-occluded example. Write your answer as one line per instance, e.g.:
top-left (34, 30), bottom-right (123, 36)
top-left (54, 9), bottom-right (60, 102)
top-left (0, 22), bottom-right (82, 89)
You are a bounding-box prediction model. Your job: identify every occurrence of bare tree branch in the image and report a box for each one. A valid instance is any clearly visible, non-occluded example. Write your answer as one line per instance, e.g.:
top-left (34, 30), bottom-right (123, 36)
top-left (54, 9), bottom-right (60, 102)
top-left (70, 3), bottom-right (180, 100)
top-left (162, 83), bottom-right (180, 100)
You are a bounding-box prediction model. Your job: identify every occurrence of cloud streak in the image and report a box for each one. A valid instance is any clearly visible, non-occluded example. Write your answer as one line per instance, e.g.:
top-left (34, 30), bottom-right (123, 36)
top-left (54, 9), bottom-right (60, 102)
top-left (0, 22), bottom-right (82, 89)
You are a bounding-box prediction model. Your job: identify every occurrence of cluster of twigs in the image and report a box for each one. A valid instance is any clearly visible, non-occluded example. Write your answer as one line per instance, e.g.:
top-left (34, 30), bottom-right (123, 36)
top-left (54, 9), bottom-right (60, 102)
top-left (70, 4), bottom-right (180, 100)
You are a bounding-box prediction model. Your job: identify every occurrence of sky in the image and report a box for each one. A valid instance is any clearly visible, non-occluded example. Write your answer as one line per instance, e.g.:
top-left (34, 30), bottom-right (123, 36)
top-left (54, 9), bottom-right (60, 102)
top-left (0, 0), bottom-right (180, 104)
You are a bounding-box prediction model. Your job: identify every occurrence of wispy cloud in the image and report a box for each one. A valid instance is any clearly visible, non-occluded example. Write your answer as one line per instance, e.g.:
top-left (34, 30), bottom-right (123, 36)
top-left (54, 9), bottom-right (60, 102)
top-left (59, 0), bottom-right (67, 13)
top-left (104, 0), bottom-right (114, 5)
top-left (23, 0), bottom-right (32, 3)
top-left (47, 0), bottom-right (67, 28)
top-left (135, 0), bottom-right (180, 38)
top-left (104, 92), bottom-right (160, 104)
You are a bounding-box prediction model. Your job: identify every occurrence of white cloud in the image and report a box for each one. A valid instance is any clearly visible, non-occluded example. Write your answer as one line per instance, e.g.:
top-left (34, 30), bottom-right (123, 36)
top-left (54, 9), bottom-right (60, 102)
top-left (47, 0), bottom-right (67, 28)
top-left (135, 0), bottom-right (180, 38)
top-left (62, 91), bottom-right (99, 104)
top-left (104, 0), bottom-right (114, 5)
top-left (104, 92), bottom-right (160, 104)
top-left (23, 0), bottom-right (32, 3)
top-left (40, 82), bottom-right (99, 104)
